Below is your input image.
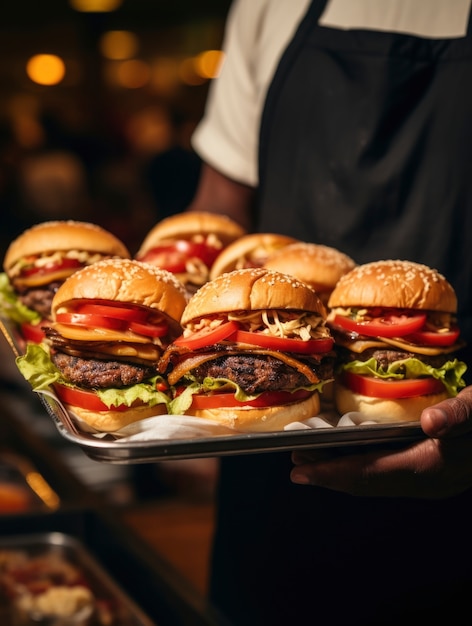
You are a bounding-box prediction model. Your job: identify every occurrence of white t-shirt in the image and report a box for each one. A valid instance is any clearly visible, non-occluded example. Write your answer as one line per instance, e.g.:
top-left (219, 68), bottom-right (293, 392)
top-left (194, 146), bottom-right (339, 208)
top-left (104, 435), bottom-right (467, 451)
top-left (192, 0), bottom-right (472, 187)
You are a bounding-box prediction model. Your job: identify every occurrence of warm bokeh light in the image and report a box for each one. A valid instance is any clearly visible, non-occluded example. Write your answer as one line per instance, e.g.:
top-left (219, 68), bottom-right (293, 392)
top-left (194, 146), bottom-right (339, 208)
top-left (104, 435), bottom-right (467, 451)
top-left (116, 59), bottom-right (151, 88)
top-left (150, 57), bottom-right (181, 96)
top-left (12, 113), bottom-right (45, 149)
top-left (194, 49), bottom-right (225, 79)
top-left (26, 54), bottom-right (66, 86)
top-left (69, 0), bottom-right (123, 12)
top-left (179, 57), bottom-right (207, 86)
top-left (126, 105), bottom-right (174, 156)
top-left (99, 30), bottom-right (139, 60)
top-left (25, 472), bottom-right (60, 510)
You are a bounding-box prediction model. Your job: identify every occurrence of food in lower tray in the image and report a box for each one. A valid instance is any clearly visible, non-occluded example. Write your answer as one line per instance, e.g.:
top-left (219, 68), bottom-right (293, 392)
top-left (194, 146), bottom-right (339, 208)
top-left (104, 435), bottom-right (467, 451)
top-left (0, 535), bottom-right (152, 625)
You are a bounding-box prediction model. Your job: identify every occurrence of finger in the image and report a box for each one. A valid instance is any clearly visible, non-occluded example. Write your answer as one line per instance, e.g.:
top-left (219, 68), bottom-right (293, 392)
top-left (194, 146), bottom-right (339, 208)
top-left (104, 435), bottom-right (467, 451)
top-left (421, 385), bottom-right (472, 438)
top-left (290, 439), bottom-right (447, 497)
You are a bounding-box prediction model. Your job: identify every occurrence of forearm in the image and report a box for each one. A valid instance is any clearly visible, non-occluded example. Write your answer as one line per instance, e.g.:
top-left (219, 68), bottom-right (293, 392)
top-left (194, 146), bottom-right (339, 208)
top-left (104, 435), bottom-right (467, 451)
top-left (186, 164), bottom-right (256, 232)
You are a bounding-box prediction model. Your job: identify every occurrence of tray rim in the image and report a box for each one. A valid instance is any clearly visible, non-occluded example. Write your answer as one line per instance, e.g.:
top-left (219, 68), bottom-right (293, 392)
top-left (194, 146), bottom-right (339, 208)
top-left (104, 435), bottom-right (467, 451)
top-left (39, 391), bottom-right (424, 463)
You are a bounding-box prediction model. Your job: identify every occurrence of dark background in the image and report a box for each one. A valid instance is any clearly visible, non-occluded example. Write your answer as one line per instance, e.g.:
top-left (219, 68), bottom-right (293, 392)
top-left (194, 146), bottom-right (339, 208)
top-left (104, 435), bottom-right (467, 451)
top-left (0, 0), bottom-right (233, 256)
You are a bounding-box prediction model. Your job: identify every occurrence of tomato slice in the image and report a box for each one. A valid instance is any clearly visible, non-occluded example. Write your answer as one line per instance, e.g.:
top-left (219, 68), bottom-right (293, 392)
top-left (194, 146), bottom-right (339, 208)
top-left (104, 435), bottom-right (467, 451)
top-left (22, 258), bottom-right (83, 277)
top-left (78, 303), bottom-right (149, 322)
top-left (234, 330), bottom-right (334, 354)
top-left (56, 305), bottom-right (168, 337)
top-left (405, 327), bottom-right (461, 347)
top-left (139, 240), bottom-right (221, 272)
top-left (56, 312), bottom-right (126, 331)
top-left (190, 389), bottom-right (313, 410)
top-left (341, 371), bottom-right (445, 399)
top-left (20, 321), bottom-right (48, 343)
top-left (129, 320), bottom-right (168, 338)
top-left (53, 384), bottom-right (131, 412)
top-left (174, 240), bottom-right (222, 267)
top-left (333, 312), bottom-right (427, 338)
top-left (139, 246), bottom-right (188, 273)
top-left (173, 321), bottom-right (240, 350)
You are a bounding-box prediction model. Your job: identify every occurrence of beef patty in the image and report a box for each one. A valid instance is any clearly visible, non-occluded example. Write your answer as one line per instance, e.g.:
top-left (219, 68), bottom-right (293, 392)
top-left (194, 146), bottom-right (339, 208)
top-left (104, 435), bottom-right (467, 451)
top-left (191, 354), bottom-right (332, 394)
top-left (52, 352), bottom-right (157, 389)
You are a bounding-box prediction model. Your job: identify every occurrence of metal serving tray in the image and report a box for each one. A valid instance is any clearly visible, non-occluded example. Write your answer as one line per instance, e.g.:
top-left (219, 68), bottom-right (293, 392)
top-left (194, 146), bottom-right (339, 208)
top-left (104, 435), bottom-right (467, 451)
top-left (0, 508), bottom-right (223, 626)
top-left (0, 531), bottom-right (155, 626)
top-left (1, 316), bottom-right (425, 464)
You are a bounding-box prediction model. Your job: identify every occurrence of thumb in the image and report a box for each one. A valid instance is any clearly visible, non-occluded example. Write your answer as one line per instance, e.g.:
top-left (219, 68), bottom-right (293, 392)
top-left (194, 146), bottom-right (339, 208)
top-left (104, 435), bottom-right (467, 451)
top-left (421, 385), bottom-right (472, 438)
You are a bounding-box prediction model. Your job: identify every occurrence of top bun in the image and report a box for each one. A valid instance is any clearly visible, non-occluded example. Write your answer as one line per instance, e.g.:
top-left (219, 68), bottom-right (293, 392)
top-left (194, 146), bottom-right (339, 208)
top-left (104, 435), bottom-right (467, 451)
top-left (182, 267), bottom-right (326, 325)
top-left (4, 220), bottom-right (130, 272)
top-left (209, 233), bottom-right (298, 279)
top-left (328, 259), bottom-right (457, 313)
top-left (52, 258), bottom-right (188, 327)
top-left (137, 211), bottom-right (246, 257)
top-left (263, 242), bottom-right (357, 298)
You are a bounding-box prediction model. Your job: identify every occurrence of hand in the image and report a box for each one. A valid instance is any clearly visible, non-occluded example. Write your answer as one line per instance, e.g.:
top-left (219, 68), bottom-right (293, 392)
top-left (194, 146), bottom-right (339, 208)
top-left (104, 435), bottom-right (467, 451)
top-left (290, 385), bottom-right (472, 498)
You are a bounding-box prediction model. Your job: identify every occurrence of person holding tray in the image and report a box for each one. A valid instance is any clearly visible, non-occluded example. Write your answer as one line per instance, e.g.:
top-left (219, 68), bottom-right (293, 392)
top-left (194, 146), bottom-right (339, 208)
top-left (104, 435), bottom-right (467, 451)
top-left (184, 1), bottom-right (472, 624)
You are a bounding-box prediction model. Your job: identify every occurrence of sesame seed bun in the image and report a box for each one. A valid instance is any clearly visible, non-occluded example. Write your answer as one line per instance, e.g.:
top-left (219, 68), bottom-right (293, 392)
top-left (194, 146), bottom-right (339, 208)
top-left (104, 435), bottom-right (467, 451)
top-left (69, 403), bottom-right (168, 433)
top-left (328, 259), bottom-right (457, 313)
top-left (52, 258), bottom-right (188, 330)
top-left (209, 233), bottom-right (298, 280)
top-left (4, 220), bottom-right (130, 274)
top-left (264, 242), bottom-right (357, 304)
top-left (334, 381), bottom-right (449, 423)
top-left (188, 392), bottom-right (321, 433)
top-left (181, 267), bottom-right (327, 325)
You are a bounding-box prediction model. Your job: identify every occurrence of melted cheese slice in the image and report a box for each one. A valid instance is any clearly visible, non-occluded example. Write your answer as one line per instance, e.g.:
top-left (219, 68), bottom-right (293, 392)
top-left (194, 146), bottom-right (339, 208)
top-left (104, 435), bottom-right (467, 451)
top-left (50, 323), bottom-right (160, 361)
top-left (15, 268), bottom-right (80, 288)
top-left (51, 322), bottom-right (152, 344)
top-left (334, 335), bottom-right (387, 353)
top-left (380, 336), bottom-right (460, 356)
top-left (334, 332), bottom-right (459, 356)
top-left (95, 343), bottom-right (160, 360)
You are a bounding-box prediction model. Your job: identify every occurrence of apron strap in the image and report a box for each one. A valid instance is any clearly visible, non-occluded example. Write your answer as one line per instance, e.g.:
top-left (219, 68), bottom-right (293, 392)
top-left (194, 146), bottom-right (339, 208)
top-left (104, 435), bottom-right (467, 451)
top-left (258, 0), bottom-right (327, 195)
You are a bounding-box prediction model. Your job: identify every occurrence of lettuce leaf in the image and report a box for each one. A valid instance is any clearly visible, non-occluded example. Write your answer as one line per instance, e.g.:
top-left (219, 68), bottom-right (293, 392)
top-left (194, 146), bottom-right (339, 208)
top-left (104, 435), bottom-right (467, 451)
top-left (341, 356), bottom-right (467, 397)
top-left (16, 343), bottom-right (60, 390)
top-left (169, 374), bottom-right (326, 415)
top-left (16, 343), bottom-right (171, 410)
top-left (0, 272), bottom-right (41, 324)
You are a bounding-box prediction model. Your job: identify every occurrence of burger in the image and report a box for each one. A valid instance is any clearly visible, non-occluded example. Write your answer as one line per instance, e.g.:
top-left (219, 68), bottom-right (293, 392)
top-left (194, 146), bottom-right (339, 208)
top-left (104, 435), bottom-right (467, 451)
top-left (209, 232), bottom-right (298, 280)
top-left (16, 258), bottom-right (188, 432)
top-left (327, 259), bottom-right (468, 422)
top-left (159, 268), bottom-right (336, 432)
top-left (263, 242), bottom-right (357, 306)
top-left (135, 211), bottom-right (246, 295)
top-left (1, 220), bottom-right (130, 343)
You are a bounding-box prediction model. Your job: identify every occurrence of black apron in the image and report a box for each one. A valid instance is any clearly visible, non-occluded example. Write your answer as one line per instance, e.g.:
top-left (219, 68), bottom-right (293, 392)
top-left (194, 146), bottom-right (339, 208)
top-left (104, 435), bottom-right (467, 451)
top-left (210, 3), bottom-right (472, 626)
top-left (258, 0), bottom-right (472, 345)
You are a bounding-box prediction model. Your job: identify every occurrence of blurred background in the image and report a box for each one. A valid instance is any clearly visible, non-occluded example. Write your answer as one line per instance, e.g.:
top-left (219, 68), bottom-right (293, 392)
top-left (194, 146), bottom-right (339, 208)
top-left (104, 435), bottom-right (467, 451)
top-left (0, 0), bottom-right (232, 258)
top-left (0, 0), bottom-right (229, 525)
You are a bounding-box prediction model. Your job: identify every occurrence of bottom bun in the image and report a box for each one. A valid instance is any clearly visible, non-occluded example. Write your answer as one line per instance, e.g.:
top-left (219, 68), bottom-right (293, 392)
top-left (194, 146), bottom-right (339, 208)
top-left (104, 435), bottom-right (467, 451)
top-left (185, 392), bottom-right (320, 432)
top-left (334, 382), bottom-right (449, 423)
top-left (66, 402), bottom-right (168, 433)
